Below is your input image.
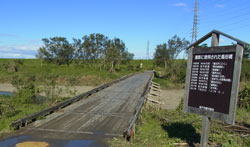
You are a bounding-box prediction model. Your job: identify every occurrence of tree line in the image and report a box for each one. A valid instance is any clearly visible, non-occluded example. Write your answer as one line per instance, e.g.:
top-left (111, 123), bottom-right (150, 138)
top-left (154, 35), bottom-right (190, 69)
top-left (153, 35), bottom-right (250, 69)
top-left (37, 33), bottom-right (134, 72)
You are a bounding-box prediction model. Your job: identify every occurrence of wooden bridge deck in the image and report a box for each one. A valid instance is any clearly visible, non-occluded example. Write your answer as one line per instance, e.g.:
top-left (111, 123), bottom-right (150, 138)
top-left (0, 72), bottom-right (152, 146)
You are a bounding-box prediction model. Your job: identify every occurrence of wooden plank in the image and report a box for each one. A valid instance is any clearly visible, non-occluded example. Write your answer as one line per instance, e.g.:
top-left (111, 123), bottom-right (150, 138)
top-left (200, 116), bottom-right (210, 147)
top-left (123, 72), bottom-right (154, 140)
top-left (183, 47), bottom-right (193, 112)
top-left (151, 81), bottom-right (160, 86)
top-left (187, 30), bottom-right (249, 49)
top-left (11, 73), bottom-right (135, 129)
top-left (211, 33), bottom-right (219, 46)
top-left (200, 33), bottom-right (219, 147)
top-left (228, 44), bottom-right (243, 124)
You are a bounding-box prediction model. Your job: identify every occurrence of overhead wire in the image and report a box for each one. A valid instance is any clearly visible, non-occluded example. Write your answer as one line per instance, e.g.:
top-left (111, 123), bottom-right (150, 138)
top-left (201, 9), bottom-right (250, 25)
top-left (200, 4), bottom-right (250, 22)
top-left (198, 0), bottom-right (250, 43)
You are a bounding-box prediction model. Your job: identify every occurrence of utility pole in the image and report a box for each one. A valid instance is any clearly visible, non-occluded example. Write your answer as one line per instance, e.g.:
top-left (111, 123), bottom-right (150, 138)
top-left (191, 0), bottom-right (199, 43)
top-left (146, 40), bottom-right (150, 60)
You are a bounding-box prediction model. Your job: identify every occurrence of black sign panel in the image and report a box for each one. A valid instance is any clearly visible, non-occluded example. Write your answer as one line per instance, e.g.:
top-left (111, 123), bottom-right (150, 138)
top-left (188, 52), bottom-right (235, 114)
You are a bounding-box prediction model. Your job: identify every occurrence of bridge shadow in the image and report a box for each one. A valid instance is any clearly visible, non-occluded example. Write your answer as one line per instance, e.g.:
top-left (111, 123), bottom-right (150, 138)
top-left (161, 122), bottom-right (200, 146)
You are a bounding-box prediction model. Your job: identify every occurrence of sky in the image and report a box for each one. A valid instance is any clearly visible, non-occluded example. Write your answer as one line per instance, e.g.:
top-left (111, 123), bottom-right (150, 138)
top-left (0, 0), bottom-right (250, 59)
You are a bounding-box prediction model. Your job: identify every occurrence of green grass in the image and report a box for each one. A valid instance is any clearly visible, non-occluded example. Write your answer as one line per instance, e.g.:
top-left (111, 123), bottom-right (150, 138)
top-left (110, 104), bottom-right (250, 146)
top-left (0, 94), bottom-right (75, 137)
top-left (236, 107), bottom-right (250, 124)
top-left (0, 59), bottom-right (155, 86)
top-left (0, 95), bottom-right (49, 137)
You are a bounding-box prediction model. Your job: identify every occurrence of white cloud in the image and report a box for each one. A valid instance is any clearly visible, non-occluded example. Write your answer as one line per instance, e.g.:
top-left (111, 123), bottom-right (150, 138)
top-left (0, 44), bottom-right (41, 51)
top-left (173, 2), bottom-right (187, 7)
top-left (0, 33), bottom-right (20, 38)
top-left (0, 44), bottom-right (41, 58)
top-left (215, 4), bottom-right (225, 8)
top-left (0, 53), bottom-right (35, 59)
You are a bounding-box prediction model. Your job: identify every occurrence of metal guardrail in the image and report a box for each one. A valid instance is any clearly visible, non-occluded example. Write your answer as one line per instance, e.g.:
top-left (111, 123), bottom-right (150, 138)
top-left (11, 73), bottom-right (135, 130)
top-left (123, 71), bottom-right (154, 140)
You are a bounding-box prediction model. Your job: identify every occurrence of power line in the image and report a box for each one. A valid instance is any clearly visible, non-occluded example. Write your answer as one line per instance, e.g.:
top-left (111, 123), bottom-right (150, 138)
top-left (201, 10), bottom-right (250, 25)
top-left (221, 22), bottom-right (250, 33)
top-left (200, 15), bottom-right (250, 32)
top-left (200, 4), bottom-right (250, 20)
top-left (217, 17), bottom-right (250, 29)
top-left (201, 14), bottom-right (250, 29)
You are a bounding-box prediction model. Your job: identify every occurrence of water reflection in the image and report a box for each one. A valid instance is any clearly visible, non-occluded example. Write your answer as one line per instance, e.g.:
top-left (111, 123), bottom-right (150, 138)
top-left (0, 135), bottom-right (107, 147)
top-left (0, 91), bottom-right (13, 96)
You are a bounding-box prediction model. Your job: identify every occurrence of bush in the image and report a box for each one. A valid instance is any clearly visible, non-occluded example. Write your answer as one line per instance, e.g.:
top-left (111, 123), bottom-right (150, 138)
top-left (11, 75), bottom-right (37, 104)
top-left (127, 65), bottom-right (134, 71)
top-left (162, 59), bottom-right (186, 83)
top-left (238, 84), bottom-right (250, 109)
top-left (0, 98), bottom-right (15, 116)
top-left (241, 59), bottom-right (250, 82)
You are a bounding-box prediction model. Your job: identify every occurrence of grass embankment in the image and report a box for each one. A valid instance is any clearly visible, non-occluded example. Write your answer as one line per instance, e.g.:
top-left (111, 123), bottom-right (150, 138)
top-left (0, 95), bottom-right (47, 137)
top-left (110, 103), bottom-right (250, 146)
top-left (0, 59), bottom-right (154, 86)
top-left (0, 94), bottom-right (73, 138)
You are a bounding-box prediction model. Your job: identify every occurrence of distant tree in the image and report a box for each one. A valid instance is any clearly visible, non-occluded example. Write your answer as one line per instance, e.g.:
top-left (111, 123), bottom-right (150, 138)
top-left (121, 51), bottom-right (134, 63)
top-left (154, 43), bottom-right (170, 69)
top-left (37, 37), bottom-right (75, 65)
top-left (104, 38), bottom-right (127, 72)
top-left (72, 38), bottom-right (83, 61)
top-left (244, 45), bottom-right (250, 59)
top-left (37, 34), bottom-right (134, 70)
top-left (167, 35), bottom-right (190, 59)
top-left (154, 35), bottom-right (189, 69)
top-left (81, 33), bottom-right (108, 61)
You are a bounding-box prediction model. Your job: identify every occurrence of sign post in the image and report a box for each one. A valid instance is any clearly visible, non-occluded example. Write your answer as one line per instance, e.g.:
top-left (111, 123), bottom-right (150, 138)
top-left (200, 33), bottom-right (219, 147)
top-left (184, 30), bottom-right (246, 147)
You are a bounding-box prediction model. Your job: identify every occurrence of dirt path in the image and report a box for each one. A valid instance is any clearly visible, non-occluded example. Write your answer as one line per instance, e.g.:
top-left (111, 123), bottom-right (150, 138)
top-left (0, 83), bottom-right (95, 97)
top-left (0, 84), bottom-right (16, 92)
top-left (160, 89), bottom-right (184, 109)
top-left (149, 88), bottom-right (184, 110)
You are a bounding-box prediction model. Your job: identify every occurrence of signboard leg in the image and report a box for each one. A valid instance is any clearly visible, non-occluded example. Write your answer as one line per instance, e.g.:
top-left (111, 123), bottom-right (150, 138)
top-left (200, 116), bottom-right (210, 147)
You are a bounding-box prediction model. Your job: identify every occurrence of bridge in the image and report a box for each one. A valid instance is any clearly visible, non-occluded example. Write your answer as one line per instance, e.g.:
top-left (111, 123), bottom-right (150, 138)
top-left (0, 71), bottom-right (153, 146)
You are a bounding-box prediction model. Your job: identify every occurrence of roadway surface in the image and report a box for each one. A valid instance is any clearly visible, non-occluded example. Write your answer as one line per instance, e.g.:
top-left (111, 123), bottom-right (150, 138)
top-left (0, 72), bottom-right (152, 147)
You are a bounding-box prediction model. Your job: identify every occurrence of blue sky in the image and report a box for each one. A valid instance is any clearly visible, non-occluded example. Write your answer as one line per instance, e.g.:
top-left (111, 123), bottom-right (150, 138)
top-left (0, 0), bottom-right (249, 59)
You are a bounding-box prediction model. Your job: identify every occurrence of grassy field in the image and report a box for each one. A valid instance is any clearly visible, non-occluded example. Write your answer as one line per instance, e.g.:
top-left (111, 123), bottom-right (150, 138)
top-left (1, 58), bottom-right (248, 87)
top-left (0, 59), bottom-right (155, 86)
top-left (110, 103), bottom-right (250, 146)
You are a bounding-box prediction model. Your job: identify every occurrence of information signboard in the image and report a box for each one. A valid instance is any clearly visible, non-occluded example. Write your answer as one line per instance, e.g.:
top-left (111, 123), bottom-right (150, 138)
top-left (184, 45), bottom-right (243, 124)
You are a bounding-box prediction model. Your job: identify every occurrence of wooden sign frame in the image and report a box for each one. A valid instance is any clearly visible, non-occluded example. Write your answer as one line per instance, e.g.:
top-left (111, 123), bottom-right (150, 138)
top-left (184, 44), bottom-right (243, 125)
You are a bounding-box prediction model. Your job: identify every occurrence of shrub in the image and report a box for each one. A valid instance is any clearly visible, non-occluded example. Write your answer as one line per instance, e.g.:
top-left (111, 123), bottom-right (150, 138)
top-left (11, 75), bottom-right (37, 104)
top-left (241, 59), bottom-right (250, 82)
top-left (0, 98), bottom-right (15, 116)
top-left (238, 84), bottom-right (250, 109)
